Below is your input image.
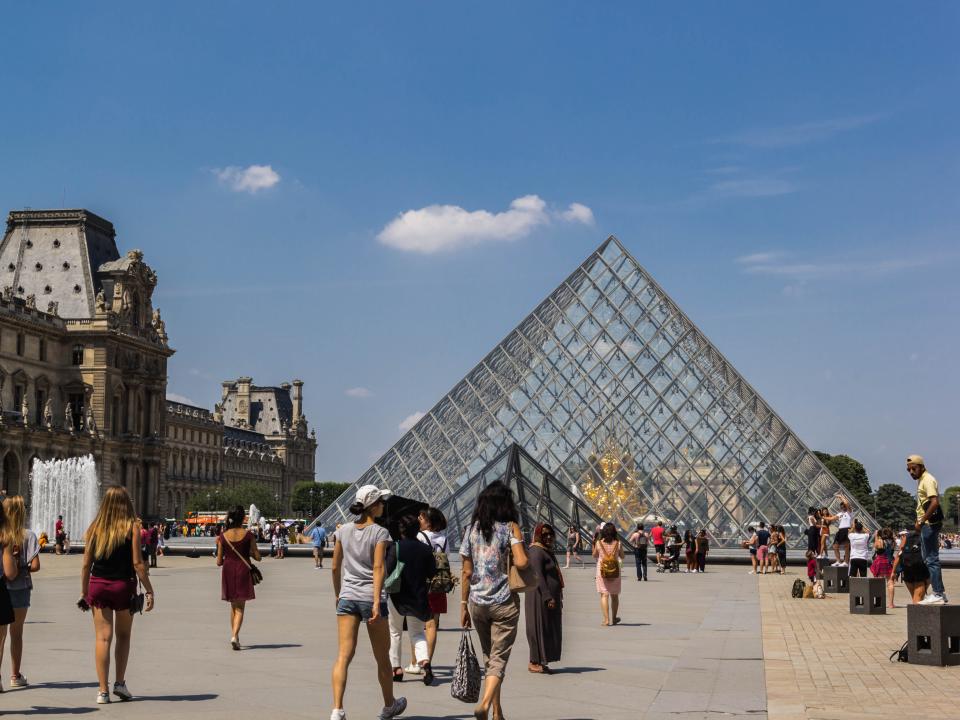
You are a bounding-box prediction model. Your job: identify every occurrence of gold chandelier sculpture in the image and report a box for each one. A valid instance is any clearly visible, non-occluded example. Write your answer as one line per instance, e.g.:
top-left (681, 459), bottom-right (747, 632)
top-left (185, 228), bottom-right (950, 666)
top-left (579, 433), bottom-right (647, 522)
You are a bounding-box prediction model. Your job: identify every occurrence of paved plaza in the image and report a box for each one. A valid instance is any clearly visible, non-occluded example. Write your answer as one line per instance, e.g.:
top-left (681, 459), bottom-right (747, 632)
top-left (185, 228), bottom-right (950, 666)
top-left (2, 553), bottom-right (956, 719)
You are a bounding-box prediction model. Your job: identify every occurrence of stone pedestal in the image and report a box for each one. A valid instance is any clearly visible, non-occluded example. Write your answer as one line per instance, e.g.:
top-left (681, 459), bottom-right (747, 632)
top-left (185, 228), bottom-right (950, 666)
top-left (849, 577), bottom-right (885, 614)
top-left (822, 565), bottom-right (848, 594)
top-left (816, 557), bottom-right (832, 579)
top-left (907, 605), bottom-right (960, 666)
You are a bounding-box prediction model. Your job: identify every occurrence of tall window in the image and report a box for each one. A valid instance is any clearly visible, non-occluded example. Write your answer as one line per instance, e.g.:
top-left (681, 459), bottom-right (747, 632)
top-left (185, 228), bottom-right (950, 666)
top-left (16, 333), bottom-right (24, 356)
top-left (39, 338), bottom-right (46, 362)
top-left (72, 344), bottom-right (84, 366)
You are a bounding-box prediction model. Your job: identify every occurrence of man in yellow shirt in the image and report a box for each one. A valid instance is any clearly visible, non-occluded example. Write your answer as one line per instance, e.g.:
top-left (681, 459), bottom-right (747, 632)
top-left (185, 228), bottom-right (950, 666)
top-left (908, 454), bottom-right (947, 605)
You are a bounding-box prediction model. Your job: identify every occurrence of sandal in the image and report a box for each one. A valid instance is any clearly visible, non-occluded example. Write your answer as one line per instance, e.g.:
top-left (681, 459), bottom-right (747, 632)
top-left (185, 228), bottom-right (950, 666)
top-left (392, 667), bottom-right (404, 683)
top-left (528, 663), bottom-right (545, 673)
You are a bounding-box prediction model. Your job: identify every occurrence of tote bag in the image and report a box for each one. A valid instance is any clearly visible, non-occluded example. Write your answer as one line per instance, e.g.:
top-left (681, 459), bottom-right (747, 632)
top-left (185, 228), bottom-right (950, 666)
top-left (450, 630), bottom-right (482, 703)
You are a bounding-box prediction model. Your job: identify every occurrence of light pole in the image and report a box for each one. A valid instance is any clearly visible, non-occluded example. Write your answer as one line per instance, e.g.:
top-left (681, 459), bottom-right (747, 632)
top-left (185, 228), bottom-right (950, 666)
top-left (309, 487), bottom-right (315, 519)
top-left (274, 493), bottom-right (279, 519)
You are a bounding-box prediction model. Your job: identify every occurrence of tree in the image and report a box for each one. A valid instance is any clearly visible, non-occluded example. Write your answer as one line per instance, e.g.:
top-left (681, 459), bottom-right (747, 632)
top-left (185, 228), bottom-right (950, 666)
top-left (943, 486), bottom-right (960, 530)
top-left (814, 451), bottom-right (873, 510)
top-left (291, 481), bottom-right (350, 518)
top-left (873, 483), bottom-right (915, 531)
top-left (186, 482), bottom-right (282, 518)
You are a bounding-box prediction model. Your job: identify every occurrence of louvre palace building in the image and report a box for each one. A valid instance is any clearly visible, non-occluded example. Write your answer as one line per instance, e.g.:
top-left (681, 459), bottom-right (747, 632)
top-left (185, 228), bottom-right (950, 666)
top-left (0, 209), bottom-right (315, 517)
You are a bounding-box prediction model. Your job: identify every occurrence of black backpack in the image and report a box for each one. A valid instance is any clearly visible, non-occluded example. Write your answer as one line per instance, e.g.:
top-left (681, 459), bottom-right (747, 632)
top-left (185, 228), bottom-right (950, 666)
top-left (890, 641), bottom-right (909, 663)
top-left (900, 533), bottom-right (924, 571)
top-left (791, 578), bottom-right (805, 598)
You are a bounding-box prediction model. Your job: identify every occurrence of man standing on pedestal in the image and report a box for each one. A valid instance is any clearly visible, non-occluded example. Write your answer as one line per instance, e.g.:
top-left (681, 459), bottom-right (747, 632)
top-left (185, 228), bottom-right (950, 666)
top-left (908, 454), bottom-right (948, 605)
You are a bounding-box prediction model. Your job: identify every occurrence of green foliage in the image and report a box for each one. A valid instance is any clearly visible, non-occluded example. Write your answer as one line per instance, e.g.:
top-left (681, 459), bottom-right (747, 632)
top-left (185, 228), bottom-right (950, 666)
top-left (814, 451), bottom-right (873, 510)
top-left (290, 481), bottom-right (350, 518)
top-left (943, 486), bottom-right (960, 529)
top-left (185, 482), bottom-right (282, 518)
top-left (873, 483), bottom-right (916, 531)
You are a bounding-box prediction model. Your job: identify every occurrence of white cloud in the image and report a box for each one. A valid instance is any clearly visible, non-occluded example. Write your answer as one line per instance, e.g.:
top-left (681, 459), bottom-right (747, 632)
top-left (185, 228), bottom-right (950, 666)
top-left (738, 253), bottom-right (935, 281)
top-left (214, 164), bottom-right (281, 193)
top-left (736, 252), bottom-right (783, 265)
top-left (710, 177), bottom-right (796, 198)
top-left (377, 195), bottom-right (594, 253)
top-left (345, 387), bottom-right (373, 398)
top-left (166, 392), bottom-right (200, 407)
top-left (398, 411), bottom-right (426, 433)
top-left (715, 113), bottom-right (885, 149)
top-left (560, 202), bottom-right (595, 225)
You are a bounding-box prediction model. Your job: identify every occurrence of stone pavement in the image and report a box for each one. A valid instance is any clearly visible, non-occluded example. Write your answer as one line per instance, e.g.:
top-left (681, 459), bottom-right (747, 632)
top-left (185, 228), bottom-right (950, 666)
top-left (759, 568), bottom-right (960, 720)
top-left (3, 553), bottom-right (765, 720)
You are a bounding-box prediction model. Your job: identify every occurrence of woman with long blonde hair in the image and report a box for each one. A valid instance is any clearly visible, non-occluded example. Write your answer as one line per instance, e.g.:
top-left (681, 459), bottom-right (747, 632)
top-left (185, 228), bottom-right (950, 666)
top-left (0, 496), bottom-right (40, 689)
top-left (0, 497), bottom-right (20, 693)
top-left (79, 486), bottom-right (154, 704)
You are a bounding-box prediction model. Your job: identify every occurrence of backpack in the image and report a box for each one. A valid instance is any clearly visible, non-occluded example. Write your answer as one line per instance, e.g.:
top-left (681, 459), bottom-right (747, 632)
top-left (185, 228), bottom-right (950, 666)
top-left (802, 584), bottom-right (814, 599)
top-left (791, 578), bottom-right (805, 598)
top-left (428, 538), bottom-right (455, 594)
top-left (599, 543), bottom-right (620, 579)
top-left (385, 542), bottom-right (405, 594)
top-left (813, 580), bottom-right (825, 599)
top-left (900, 533), bottom-right (924, 572)
top-left (890, 640), bottom-right (909, 663)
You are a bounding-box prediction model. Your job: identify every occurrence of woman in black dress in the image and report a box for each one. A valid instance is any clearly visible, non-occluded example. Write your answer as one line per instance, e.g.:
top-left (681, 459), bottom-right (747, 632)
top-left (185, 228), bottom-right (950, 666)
top-left (526, 523), bottom-right (563, 674)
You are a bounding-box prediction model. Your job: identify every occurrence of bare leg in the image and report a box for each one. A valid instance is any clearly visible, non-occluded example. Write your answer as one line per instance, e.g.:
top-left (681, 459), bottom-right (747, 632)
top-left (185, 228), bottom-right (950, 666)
top-left (113, 609), bottom-right (134, 684)
top-left (10, 607), bottom-right (27, 677)
top-left (231, 601), bottom-right (245, 641)
top-left (612, 594), bottom-right (620, 623)
top-left (332, 614), bottom-right (360, 710)
top-left (366, 616), bottom-right (397, 708)
top-left (600, 594), bottom-right (609, 625)
top-left (843, 543), bottom-right (850, 565)
top-left (425, 616), bottom-right (438, 661)
top-left (564, 550), bottom-right (571, 569)
top-left (887, 576), bottom-right (896, 608)
top-left (0, 623), bottom-right (6, 686)
top-left (475, 674), bottom-right (503, 719)
top-left (92, 607), bottom-right (114, 693)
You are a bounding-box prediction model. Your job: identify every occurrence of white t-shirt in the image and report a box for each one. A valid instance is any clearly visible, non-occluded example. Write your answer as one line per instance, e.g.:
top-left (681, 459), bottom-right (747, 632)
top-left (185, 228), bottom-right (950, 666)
top-left (417, 530), bottom-right (447, 553)
top-left (848, 532), bottom-right (871, 560)
top-left (838, 511), bottom-right (852, 530)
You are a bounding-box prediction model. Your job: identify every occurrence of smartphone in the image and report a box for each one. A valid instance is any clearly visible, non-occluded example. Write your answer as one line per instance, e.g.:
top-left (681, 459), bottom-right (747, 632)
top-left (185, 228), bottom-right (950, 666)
top-left (77, 597), bottom-right (90, 611)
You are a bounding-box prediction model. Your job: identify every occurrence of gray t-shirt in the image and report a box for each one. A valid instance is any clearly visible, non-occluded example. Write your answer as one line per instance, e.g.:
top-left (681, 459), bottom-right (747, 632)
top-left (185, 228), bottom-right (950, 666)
top-left (337, 522), bottom-right (391, 603)
top-left (8, 530), bottom-right (39, 591)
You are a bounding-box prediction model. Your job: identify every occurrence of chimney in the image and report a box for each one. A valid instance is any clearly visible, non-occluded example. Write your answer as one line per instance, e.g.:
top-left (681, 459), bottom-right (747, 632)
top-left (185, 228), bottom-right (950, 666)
top-left (221, 381), bottom-right (232, 402)
top-left (236, 377), bottom-right (252, 427)
top-left (291, 379), bottom-right (303, 420)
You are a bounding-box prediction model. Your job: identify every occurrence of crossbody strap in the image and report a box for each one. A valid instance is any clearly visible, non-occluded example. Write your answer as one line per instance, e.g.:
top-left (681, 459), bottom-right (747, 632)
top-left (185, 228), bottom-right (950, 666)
top-left (223, 533), bottom-right (253, 571)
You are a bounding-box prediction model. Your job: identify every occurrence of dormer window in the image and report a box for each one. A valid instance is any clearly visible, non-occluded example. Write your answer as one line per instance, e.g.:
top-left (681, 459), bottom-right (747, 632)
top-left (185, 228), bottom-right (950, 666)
top-left (6, 263), bottom-right (13, 272)
top-left (53, 238), bottom-right (60, 248)
top-left (73, 284), bottom-right (81, 294)
top-left (34, 262), bottom-right (42, 271)
top-left (25, 239), bottom-right (33, 248)
top-left (43, 285), bottom-right (52, 294)
top-left (62, 262), bottom-right (70, 270)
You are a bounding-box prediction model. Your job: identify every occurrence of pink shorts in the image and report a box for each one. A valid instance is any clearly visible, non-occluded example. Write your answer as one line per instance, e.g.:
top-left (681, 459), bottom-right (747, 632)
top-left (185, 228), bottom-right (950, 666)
top-left (87, 577), bottom-right (136, 611)
top-left (756, 546), bottom-right (769, 562)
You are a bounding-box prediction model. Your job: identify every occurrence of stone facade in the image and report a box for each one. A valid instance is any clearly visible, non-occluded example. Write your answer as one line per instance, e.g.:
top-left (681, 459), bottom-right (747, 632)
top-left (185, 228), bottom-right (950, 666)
top-left (160, 378), bottom-right (315, 517)
top-left (0, 209), bottom-right (173, 514)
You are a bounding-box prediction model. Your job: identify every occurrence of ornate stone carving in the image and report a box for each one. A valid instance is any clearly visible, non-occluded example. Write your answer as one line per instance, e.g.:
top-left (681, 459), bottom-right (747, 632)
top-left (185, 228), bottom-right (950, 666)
top-left (64, 403), bottom-right (74, 432)
top-left (152, 308), bottom-right (168, 344)
top-left (47, 300), bottom-right (59, 316)
top-left (21, 394), bottom-right (29, 427)
top-left (96, 289), bottom-right (107, 313)
top-left (86, 405), bottom-right (98, 436)
top-left (43, 398), bottom-right (53, 429)
top-left (25, 294), bottom-right (36, 309)
top-left (2, 286), bottom-right (12, 301)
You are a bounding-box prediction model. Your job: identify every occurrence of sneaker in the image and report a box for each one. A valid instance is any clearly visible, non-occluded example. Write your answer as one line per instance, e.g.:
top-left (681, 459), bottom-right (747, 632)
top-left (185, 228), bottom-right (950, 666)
top-left (838, 562), bottom-right (848, 567)
top-left (97, 692), bottom-right (111, 704)
top-left (378, 697), bottom-right (407, 719)
top-left (113, 681), bottom-right (133, 701)
top-left (919, 593), bottom-right (946, 606)
top-left (10, 674), bottom-right (28, 688)
top-left (747, 570), bottom-right (755, 575)
top-left (403, 663), bottom-right (422, 675)
top-left (330, 709), bottom-right (347, 720)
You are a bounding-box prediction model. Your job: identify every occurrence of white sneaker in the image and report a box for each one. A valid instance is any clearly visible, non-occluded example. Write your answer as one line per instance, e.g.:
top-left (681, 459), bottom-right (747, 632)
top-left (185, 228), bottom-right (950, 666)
top-left (10, 674), bottom-right (28, 688)
top-left (747, 570), bottom-right (755, 575)
top-left (919, 593), bottom-right (946, 605)
top-left (113, 681), bottom-right (133, 701)
top-left (403, 663), bottom-right (422, 675)
top-left (838, 562), bottom-right (848, 567)
top-left (96, 692), bottom-right (111, 704)
top-left (330, 709), bottom-right (347, 720)
top-left (830, 562), bottom-right (841, 567)
top-left (378, 697), bottom-right (407, 719)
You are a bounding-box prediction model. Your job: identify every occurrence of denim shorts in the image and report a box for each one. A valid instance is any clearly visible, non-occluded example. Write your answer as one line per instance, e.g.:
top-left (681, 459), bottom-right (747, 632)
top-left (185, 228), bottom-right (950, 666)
top-left (336, 598), bottom-right (388, 621)
top-left (8, 588), bottom-right (31, 609)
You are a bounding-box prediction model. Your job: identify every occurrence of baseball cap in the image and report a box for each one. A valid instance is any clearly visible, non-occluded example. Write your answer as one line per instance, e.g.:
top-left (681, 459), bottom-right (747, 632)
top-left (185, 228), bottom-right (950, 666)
top-left (354, 484), bottom-right (392, 509)
top-left (906, 454), bottom-right (925, 467)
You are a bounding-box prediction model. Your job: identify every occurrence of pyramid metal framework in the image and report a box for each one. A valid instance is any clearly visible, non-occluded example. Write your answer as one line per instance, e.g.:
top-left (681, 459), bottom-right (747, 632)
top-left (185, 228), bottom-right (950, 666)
top-left (320, 237), bottom-right (873, 548)
top-left (437, 442), bottom-right (606, 551)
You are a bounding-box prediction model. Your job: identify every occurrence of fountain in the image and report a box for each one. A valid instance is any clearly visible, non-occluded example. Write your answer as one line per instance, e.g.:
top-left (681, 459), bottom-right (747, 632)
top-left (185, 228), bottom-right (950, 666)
top-left (29, 455), bottom-right (100, 543)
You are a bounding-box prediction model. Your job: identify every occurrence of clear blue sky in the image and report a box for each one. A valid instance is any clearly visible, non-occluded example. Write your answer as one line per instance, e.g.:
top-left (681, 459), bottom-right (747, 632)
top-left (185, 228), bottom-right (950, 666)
top-left (2, 3), bottom-right (957, 492)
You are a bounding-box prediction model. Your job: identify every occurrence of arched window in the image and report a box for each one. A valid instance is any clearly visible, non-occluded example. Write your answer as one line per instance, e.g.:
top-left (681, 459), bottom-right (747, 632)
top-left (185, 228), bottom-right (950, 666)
top-left (72, 344), bottom-right (84, 366)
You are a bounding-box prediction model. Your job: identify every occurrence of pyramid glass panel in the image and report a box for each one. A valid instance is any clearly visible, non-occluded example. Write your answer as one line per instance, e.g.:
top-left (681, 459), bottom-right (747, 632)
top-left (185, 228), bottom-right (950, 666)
top-left (319, 237), bottom-right (876, 548)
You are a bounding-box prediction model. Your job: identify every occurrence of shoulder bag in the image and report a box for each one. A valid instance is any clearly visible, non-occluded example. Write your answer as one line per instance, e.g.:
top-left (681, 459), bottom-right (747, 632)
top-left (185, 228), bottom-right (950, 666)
top-left (450, 629), bottom-right (482, 703)
top-left (384, 542), bottom-right (405, 594)
top-left (223, 533), bottom-right (263, 586)
top-left (507, 541), bottom-right (537, 593)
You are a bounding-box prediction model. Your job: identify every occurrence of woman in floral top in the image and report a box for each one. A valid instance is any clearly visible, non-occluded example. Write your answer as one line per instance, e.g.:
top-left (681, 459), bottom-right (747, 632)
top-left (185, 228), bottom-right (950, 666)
top-left (460, 481), bottom-right (529, 720)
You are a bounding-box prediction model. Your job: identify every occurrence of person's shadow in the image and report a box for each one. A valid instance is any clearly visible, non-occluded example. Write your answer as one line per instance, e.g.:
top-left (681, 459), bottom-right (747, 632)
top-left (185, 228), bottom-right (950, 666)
top-left (243, 643), bottom-right (302, 650)
top-left (129, 693), bottom-right (219, 702)
top-left (12, 708), bottom-right (98, 716)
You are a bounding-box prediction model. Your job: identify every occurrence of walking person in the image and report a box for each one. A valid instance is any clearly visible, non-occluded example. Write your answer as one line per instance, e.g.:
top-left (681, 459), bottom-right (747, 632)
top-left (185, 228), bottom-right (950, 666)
top-left (776, 526), bottom-right (788, 575)
top-left (386, 515), bottom-right (437, 685)
top-left (308, 524), bottom-right (328, 569)
top-left (526, 523), bottom-right (562, 674)
top-left (683, 529), bottom-right (696, 573)
top-left (847, 519), bottom-right (872, 577)
top-left (146, 523), bottom-right (159, 568)
top-left (0, 498), bottom-right (24, 692)
top-left (79, 486), bottom-right (155, 704)
top-left (650, 521), bottom-right (666, 565)
top-left (459, 480), bottom-right (529, 720)
top-left (55, 515), bottom-right (66, 555)
top-left (907, 455), bottom-right (948, 604)
top-left (416, 507), bottom-right (450, 666)
top-left (563, 525), bottom-right (583, 569)
top-left (330, 485), bottom-right (406, 720)
top-left (593, 523), bottom-right (624, 626)
top-left (628, 524), bottom-right (648, 581)
top-left (216, 506), bottom-right (261, 650)
top-left (694, 529), bottom-right (709, 573)
top-left (871, 527), bottom-right (896, 608)
top-left (0, 496), bottom-right (40, 688)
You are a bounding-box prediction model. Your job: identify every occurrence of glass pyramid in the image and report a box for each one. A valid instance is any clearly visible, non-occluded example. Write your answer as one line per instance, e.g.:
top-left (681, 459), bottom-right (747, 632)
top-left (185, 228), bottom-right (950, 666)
top-left (320, 236), bottom-right (874, 548)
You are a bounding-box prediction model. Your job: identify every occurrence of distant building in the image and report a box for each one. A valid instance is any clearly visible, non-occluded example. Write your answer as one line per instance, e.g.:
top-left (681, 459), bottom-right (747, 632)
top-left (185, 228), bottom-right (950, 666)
top-left (162, 377), bottom-right (316, 516)
top-left (0, 209), bottom-right (173, 513)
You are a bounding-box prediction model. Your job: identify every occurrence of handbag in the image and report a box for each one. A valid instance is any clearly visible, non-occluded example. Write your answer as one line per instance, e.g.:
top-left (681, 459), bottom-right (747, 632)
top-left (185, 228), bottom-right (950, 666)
top-left (129, 579), bottom-right (145, 615)
top-left (507, 544), bottom-right (537, 593)
top-left (385, 542), bottom-right (405, 594)
top-left (223, 533), bottom-right (263, 586)
top-left (450, 630), bottom-right (482, 703)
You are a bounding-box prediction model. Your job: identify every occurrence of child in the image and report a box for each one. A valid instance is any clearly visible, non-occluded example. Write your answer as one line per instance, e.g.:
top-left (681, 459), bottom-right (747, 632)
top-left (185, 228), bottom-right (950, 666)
top-left (806, 550), bottom-right (817, 584)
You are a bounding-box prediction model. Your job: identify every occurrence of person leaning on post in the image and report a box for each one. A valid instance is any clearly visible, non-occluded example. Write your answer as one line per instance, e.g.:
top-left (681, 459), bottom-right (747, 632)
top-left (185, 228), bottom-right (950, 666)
top-left (907, 454), bottom-right (948, 605)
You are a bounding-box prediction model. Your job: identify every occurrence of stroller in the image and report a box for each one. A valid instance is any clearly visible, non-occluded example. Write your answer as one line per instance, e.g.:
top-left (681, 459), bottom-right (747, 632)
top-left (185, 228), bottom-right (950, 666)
top-left (656, 541), bottom-right (682, 573)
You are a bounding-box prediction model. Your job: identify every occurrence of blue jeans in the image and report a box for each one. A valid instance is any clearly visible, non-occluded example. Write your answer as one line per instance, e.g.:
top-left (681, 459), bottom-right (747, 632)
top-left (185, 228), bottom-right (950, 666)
top-left (920, 523), bottom-right (944, 595)
top-left (336, 598), bottom-right (388, 621)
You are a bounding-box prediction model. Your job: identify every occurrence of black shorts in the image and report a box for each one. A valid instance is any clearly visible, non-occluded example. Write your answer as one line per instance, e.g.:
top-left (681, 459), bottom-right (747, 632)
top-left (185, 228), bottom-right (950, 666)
top-left (902, 561), bottom-right (930, 584)
top-left (834, 528), bottom-right (849, 545)
top-left (654, 543), bottom-right (665, 555)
